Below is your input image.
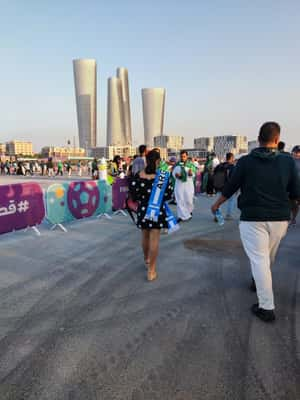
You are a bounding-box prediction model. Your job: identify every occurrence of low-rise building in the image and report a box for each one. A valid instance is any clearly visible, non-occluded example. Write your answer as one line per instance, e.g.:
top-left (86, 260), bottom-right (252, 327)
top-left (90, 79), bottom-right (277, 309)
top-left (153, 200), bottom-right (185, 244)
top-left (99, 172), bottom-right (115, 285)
top-left (153, 135), bottom-right (184, 153)
top-left (194, 137), bottom-right (214, 152)
top-left (0, 143), bottom-right (6, 155)
top-left (248, 140), bottom-right (258, 152)
top-left (41, 146), bottom-right (86, 159)
top-left (90, 146), bottom-right (136, 160)
top-left (6, 141), bottom-right (33, 156)
top-left (214, 135), bottom-right (248, 160)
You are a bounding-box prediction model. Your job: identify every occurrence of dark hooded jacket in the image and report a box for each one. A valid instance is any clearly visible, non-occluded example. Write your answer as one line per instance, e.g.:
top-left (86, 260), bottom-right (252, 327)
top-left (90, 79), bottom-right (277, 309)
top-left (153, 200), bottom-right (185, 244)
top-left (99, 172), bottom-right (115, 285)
top-left (222, 147), bottom-right (300, 221)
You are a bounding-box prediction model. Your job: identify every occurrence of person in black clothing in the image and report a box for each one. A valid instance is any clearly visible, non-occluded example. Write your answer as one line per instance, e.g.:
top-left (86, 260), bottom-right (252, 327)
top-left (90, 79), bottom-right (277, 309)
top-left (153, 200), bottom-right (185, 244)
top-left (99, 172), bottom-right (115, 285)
top-left (213, 152), bottom-right (235, 219)
top-left (91, 158), bottom-right (98, 179)
top-left (212, 122), bottom-right (300, 322)
top-left (129, 150), bottom-right (173, 281)
top-left (277, 141), bottom-right (290, 155)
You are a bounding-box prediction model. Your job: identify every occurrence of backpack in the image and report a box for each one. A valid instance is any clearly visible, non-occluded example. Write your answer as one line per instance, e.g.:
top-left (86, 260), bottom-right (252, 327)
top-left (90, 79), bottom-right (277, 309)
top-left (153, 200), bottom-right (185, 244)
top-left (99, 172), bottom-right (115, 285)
top-left (213, 163), bottom-right (229, 192)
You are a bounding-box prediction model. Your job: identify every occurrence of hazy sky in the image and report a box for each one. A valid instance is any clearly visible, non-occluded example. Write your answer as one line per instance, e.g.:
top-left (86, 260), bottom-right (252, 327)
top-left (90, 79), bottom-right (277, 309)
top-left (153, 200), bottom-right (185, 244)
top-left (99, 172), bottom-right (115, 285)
top-left (1, 0), bottom-right (300, 151)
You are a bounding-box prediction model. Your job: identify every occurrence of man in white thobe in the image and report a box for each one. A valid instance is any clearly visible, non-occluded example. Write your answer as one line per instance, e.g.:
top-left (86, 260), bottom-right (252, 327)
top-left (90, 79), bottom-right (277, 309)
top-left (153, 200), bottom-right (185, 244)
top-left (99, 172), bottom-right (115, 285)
top-left (172, 151), bottom-right (195, 222)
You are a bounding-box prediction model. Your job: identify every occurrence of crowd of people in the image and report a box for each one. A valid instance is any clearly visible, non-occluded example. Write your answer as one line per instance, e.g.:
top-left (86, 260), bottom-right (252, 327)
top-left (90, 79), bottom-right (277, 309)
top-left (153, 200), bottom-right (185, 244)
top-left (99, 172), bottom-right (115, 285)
top-left (1, 124), bottom-right (300, 323)
top-left (128, 122), bottom-right (300, 325)
top-left (0, 159), bottom-right (86, 177)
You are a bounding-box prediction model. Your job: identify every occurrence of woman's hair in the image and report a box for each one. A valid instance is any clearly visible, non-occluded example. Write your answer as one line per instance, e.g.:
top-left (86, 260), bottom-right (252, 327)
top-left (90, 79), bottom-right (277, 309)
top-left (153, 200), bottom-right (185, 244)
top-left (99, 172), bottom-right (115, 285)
top-left (145, 150), bottom-right (160, 174)
top-left (113, 155), bottom-right (121, 164)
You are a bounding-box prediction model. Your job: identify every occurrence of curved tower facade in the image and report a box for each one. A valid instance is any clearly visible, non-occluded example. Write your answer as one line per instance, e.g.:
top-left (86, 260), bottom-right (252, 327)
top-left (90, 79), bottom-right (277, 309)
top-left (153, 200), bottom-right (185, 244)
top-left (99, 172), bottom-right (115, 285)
top-left (142, 88), bottom-right (166, 148)
top-left (106, 77), bottom-right (126, 146)
top-left (73, 59), bottom-right (97, 149)
top-left (117, 67), bottom-right (132, 146)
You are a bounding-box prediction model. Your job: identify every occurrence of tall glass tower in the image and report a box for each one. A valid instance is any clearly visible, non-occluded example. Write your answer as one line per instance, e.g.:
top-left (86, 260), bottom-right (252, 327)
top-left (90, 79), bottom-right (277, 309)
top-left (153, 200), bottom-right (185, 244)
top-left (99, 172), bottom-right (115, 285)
top-left (73, 59), bottom-right (97, 149)
top-left (142, 88), bottom-right (166, 148)
top-left (116, 67), bottom-right (132, 146)
top-left (106, 77), bottom-right (126, 146)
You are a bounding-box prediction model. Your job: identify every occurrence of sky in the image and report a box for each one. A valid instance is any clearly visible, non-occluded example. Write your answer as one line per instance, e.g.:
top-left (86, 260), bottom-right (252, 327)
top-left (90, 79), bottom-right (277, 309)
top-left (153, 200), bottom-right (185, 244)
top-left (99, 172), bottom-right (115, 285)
top-left (1, 0), bottom-right (300, 152)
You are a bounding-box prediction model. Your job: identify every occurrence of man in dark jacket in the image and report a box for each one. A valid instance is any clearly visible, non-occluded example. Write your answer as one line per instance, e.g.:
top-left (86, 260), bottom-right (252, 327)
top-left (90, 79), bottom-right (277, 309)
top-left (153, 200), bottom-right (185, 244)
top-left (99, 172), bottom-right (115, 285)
top-left (212, 122), bottom-right (300, 322)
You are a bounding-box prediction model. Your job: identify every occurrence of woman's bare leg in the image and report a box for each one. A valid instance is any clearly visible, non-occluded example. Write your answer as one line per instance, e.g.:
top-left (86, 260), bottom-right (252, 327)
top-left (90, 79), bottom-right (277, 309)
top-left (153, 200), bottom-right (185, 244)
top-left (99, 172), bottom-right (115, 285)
top-left (142, 229), bottom-right (150, 264)
top-left (148, 229), bottom-right (161, 277)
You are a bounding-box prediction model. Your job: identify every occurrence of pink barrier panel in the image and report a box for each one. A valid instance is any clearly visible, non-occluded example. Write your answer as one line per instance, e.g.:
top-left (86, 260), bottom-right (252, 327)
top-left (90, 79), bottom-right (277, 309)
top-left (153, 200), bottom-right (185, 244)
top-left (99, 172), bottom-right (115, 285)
top-left (195, 171), bottom-right (202, 194)
top-left (0, 182), bottom-right (45, 235)
top-left (112, 178), bottom-right (129, 210)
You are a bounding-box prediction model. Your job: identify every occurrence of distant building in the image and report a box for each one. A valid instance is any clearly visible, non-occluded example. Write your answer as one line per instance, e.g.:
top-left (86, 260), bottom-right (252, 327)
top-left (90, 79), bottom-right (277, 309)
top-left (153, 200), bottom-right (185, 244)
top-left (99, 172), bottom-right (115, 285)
top-left (41, 146), bottom-right (86, 159)
top-left (6, 141), bottom-right (33, 156)
top-left (0, 143), bottom-right (6, 155)
top-left (153, 135), bottom-right (184, 152)
top-left (142, 88), bottom-right (166, 147)
top-left (248, 140), bottom-right (258, 152)
top-left (194, 137), bottom-right (214, 152)
top-left (73, 59), bottom-right (97, 149)
top-left (117, 67), bottom-right (132, 146)
top-left (90, 146), bottom-right (136, 160)
top-left (106, 77), bottom-right (126, 146)
top-left (214, 135), bottom-right (248, 160)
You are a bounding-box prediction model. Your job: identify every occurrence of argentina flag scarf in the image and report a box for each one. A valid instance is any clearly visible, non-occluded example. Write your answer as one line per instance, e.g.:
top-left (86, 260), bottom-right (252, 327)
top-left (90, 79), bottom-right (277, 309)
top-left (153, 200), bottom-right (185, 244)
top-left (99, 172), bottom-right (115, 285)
top-left (145, 168), bottom-right (179, 234)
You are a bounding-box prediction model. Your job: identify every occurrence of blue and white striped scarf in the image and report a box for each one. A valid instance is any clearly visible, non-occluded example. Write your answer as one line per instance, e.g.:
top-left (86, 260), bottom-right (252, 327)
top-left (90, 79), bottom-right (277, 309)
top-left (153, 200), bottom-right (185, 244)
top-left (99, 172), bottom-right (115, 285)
top-left (145, 169), bottom-right (179, 234)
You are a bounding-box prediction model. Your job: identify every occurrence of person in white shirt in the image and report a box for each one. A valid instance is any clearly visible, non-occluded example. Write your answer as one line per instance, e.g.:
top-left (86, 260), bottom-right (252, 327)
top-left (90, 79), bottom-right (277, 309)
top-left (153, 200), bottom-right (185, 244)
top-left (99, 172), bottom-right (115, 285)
top-left (172, 151), bottom-right (195, 222)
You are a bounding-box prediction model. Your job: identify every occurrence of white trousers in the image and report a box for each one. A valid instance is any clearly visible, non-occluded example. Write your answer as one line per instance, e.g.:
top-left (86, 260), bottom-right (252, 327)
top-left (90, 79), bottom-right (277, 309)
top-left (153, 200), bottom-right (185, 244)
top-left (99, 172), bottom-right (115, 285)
top-left (174, 180), bottom-right (194, 220)
top-left (239, 221), bottom-right (288, 310)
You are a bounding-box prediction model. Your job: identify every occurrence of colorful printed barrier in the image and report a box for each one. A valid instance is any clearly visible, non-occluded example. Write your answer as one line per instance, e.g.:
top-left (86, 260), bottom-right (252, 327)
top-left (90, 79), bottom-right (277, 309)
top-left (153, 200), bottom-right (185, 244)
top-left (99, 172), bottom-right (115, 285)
top-left (0, 182), bottom-right (45, 235)
top-left (112, 177), bottom-right (129, 211)
top-left (46, 180), bottom-right (112, 225)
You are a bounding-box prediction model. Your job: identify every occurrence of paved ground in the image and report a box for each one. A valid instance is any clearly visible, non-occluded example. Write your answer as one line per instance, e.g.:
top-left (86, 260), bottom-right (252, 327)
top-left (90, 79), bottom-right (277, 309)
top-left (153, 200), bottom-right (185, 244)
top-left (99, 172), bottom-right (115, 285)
top-left (0, 177), bottom-right (299, 399)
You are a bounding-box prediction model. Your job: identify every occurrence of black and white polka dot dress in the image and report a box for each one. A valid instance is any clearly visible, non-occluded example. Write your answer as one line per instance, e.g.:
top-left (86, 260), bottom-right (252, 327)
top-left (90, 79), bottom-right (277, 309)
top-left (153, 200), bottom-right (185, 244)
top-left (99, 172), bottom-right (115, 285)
top-left (130, 176), bottom-right (173, 230)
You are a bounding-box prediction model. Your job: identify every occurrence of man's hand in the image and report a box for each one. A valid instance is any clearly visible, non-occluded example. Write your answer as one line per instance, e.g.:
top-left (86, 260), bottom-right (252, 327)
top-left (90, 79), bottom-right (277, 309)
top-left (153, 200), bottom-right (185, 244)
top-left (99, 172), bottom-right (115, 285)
top-left (175, 173), bottom-right (181, 179)
top-left (188, 169), bottom-right (193, 176)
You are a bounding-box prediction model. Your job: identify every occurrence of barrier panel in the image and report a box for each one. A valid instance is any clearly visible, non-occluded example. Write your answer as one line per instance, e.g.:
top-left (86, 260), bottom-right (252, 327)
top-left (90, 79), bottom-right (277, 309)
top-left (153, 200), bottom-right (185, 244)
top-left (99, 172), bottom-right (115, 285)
top-left (0, 182), bottom-right (45, 235)
top-left (112, 177), bottom-right (129, 211)
top-left (46, 180), bottom-right (112, 226)
top-left (98, 180), bottom-right (112, 215)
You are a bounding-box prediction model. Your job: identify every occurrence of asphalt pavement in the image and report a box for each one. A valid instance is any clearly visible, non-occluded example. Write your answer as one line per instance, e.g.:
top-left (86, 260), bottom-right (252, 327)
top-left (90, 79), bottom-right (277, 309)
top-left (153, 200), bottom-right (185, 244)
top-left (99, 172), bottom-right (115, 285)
top-left (0, 177), bottom-right (299, 399)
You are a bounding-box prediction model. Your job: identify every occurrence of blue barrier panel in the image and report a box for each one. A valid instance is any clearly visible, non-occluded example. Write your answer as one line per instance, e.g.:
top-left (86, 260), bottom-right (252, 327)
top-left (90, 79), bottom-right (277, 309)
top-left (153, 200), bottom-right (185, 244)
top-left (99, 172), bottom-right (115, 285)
top-left (98, 180), bottom-right (112, 215)
top-left (46, 180), bottom-right (112, 225)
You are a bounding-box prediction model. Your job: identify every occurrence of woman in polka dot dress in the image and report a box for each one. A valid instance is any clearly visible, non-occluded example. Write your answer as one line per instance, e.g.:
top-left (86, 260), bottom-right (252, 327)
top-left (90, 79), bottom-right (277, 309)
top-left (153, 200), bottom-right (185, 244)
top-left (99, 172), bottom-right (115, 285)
top-left (129, 150), bottom-right (173, 281)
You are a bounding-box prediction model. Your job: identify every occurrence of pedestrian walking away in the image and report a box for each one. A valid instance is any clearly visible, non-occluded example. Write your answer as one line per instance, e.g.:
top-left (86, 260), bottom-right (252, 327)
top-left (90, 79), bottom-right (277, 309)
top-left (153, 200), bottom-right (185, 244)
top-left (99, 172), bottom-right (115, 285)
top-left (172, 150), bottom-right (196, 222)
top-left (211, 121), bottom-right (300, 322)
top-left (213, 152), bottom-right (236, 220)
top-left (129, 150), bottom-right (174, 282)
top-left (132, 144), bottom-right (147, 176)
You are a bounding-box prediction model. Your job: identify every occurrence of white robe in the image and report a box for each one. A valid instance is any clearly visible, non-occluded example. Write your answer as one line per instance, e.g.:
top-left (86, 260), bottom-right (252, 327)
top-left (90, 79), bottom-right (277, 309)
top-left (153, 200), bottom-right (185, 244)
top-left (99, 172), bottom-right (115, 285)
top-left (172, 165), bottom-right (195, 220)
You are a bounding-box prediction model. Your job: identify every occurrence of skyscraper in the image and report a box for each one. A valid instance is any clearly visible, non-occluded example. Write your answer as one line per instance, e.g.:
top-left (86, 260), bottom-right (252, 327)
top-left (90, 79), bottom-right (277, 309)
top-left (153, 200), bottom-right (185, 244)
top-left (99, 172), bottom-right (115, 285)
top-left (73, 59), bottom-right (97, 149)
top-left (106, 77), bottom-right (126, 146)
top-left (142, 88), bottom-right (166, 148)
top-left (116, 67), bottom-right (132, 146)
